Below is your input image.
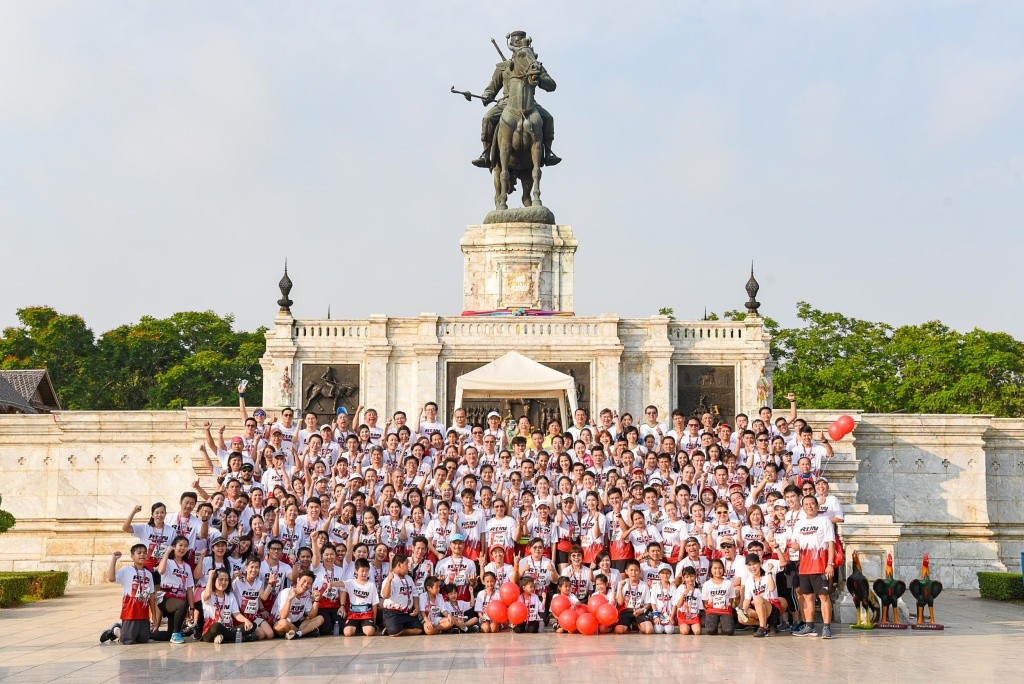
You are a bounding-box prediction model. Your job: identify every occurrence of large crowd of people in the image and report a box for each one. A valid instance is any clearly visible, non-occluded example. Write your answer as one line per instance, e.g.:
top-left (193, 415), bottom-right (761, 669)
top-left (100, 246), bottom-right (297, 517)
top-left (101, 388), bottom-right (844, 646)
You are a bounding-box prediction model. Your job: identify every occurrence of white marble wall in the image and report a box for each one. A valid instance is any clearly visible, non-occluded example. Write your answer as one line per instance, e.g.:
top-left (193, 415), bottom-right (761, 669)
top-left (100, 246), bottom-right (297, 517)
top-left (262, 314), bottom-right (774, 420)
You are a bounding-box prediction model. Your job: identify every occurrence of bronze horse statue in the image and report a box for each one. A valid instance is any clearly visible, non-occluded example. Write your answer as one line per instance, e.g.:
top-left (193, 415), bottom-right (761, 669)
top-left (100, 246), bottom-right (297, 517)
top-left (491, 44), bottom-right (545, 211)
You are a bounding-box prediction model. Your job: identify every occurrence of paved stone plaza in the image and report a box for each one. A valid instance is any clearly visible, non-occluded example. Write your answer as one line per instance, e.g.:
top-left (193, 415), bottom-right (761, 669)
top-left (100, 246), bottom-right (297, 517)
top-left (0, 585), bottom-right (1021, 683)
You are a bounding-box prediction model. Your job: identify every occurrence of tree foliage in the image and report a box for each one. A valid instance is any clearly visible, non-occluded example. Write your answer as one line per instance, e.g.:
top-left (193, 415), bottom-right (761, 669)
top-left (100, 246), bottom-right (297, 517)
top-left (0, 308), bottom-right (265, 410)
top-left (772, 302), bottom-right (1024, 416)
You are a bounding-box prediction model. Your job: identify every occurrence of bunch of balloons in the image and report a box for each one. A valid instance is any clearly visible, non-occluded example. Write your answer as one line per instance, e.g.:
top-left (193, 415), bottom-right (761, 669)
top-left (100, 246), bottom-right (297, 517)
top-left (485, 581), bottom-right (530, 626)
top-left (549, 593), bottom-right (618, 635)
top-left (827, 414), bottom-right (856, 441)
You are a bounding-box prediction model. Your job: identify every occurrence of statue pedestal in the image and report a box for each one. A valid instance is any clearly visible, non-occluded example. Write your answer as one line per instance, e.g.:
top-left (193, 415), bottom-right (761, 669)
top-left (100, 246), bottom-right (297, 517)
top-left (460, 222), bottom-right (577, 313)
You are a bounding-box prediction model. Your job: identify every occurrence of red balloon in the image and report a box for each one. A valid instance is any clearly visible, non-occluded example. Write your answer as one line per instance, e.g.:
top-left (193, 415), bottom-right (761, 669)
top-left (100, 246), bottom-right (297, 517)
top-left (485, 600), bottom-right (508, 624)
top-left (575, 603), bottom-right (589, 614)
top-left (588, 594), bottom-right (608, 611)
top-left (837, 415), bottom-right (855, 435)
top-left (828, 422), bottom-right (845, 441)
top-left (550, 595), bottom-right (571, 616)
top-left (507, 600), bottom-right (528, 626)
top-left (577, 612), bottom-right (598, 635)
top-left (499, 581), bottom-right (521, 605)
top-left (595, 603), bottom-right (618, 627)
top-left (558, 608), bottom-right (578, 633)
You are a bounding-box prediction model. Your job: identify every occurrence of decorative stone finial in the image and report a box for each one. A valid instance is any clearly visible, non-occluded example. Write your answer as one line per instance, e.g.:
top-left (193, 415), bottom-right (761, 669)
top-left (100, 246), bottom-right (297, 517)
top-left (278, 261), bottom-right (293, 315)
top-left (745, 263), bottom-right (761, 316)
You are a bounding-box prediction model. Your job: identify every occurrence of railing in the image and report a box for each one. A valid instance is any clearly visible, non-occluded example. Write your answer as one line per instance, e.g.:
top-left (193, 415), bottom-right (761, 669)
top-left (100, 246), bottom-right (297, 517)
top-left (668, 322), bottom-right (745, 341)
top-left (291, 323), bottom-right (369, 339)
top-left (437, 320), bottom-right (605, 338)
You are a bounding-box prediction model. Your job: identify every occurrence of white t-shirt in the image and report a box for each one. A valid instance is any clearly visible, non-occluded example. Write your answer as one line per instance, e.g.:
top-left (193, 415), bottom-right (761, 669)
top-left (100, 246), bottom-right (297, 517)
top-left (700, 578), bottom-right (735, 613)
top-left (382, 574), bottom-right (416, 612)
top-left (131, 523), bottom-right (172, 563)
top-left (273, 587), bottom-right (312, 622)
top-left (202, 592), bottom-right (240, 631)
top-left (618, 579), bottom-right (650, 611)
top-left (160, 558), bottom-right (194, 601)
top-left (343, 578), bottom-right (379, 619)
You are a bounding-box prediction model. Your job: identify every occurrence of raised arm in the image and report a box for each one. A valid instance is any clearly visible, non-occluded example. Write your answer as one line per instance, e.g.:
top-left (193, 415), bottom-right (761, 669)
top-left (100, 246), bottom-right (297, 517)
top-left (123, 504), bottom-right (142, 534)
top-left (786, 393), bottom-right (797, 422)
top-left (239, 383), bottom-right (250, 424)
top-left (106, 551), bottom-right (121, 582)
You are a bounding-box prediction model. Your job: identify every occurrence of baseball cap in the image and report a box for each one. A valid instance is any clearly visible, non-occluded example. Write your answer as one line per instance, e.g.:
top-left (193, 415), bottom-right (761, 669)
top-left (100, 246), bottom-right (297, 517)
top-left (561, 494), bottom-right (575, 503)
top-left (449, 533), bottom-right (465, 542)
top-left (320, 424), bottom-right (333, 432)
top-left (349, 472), bottom-right (365, 481)
top-left (818, 476), bottom-right (829, 484)
top-left (272, 451), bottom-right (286, 460)
top-left (487, 411), bottom-right (501, 419)
top-left (773, 499), bottom-right (787, 508)
top-left (719, 539), bottom-right (735, 548)
top-left (212, 537), bottom-right (228, 547)
top-left (271, 427), bottom-right (283, 435)
top-left (536, 501), bottom-right (550, 508)
top-left (253, 409), bottom-right (266, 417)
top-left (230, 435), bottom-right (244, 444)
top-left (336, 407), bottom-right (348, 415)
top-left (241, 463), bottom-right (254, 471)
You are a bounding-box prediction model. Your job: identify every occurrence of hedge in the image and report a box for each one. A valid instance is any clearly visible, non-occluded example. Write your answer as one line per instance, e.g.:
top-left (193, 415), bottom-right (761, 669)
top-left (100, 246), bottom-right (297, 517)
top-left (977, 572), bottom-right (1024, 602)
top-left (0, 571), bottom-right (69, 608)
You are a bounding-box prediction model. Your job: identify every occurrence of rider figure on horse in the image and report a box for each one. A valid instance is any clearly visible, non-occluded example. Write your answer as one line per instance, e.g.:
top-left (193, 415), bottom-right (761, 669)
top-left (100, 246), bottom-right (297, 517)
top-left (472, 30), bottom-right (561, 169)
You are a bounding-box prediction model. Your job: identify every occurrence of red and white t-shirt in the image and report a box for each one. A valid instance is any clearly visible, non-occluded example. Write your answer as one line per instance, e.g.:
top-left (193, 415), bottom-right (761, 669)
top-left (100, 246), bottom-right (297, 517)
top-left (131, 524), bottom-right (172, 569)
top-left (202, 593), bottom-right (239, 634)
top-left (161, 559), bottom-right (194, 601)
top-left (232, 577), bottom-right (264, 622)
top-left (115, 566), bottom-right (154, 621)
top-left (618, 579), bottom-right (650, 611)
top-left (486, 516), bottom-right (518, 551)
top-left (436, 556), bottom-right (477, 603)
top-left (343, 579), bottom-right (378, 620)
top-left (314, 563), bottom-right (345, 609)
top-left (794, 515), bottom-right (835, 574)
top-left (700, 578), bottom-right (735, 614)
top-left (273, 587), bottom-right (312, 622)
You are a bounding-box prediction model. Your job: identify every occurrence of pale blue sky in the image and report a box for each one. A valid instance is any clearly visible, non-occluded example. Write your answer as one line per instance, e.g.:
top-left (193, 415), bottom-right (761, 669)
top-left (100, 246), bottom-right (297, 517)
top-left (1, 1), bottom-right (1022, 337)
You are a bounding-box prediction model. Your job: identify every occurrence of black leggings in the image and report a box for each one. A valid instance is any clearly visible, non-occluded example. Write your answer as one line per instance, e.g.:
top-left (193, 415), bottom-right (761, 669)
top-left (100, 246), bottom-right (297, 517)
top-left (201, 623), bottom-right (256, 643)
top-left (150, 598), bottom-right (188, 640)
top-left (513, 620), bottom-right (541, 633)
top-left (161, 598), bottom-right (188, 633)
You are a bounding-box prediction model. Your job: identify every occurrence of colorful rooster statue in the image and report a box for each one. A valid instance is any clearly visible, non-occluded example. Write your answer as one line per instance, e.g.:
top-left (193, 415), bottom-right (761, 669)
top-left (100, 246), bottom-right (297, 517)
top-left (872, 552), bottom-right (906, 625)
top-left (909, 554), bottom-right (944, 627)
top-left (846, 551), bottom-right (879, 629)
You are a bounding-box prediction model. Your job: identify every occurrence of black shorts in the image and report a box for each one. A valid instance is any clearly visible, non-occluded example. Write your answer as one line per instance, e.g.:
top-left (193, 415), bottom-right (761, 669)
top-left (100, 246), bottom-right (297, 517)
top-left (555, 550), bottom-right (570, 567)
top-left (344, 618), bottom-right (375, 631)
top-left (383, 610), bottom-right (422, 633)
top-left (617, 610), bottom-right (653, 628)
top-left (798, 573), bottom-right (828, 595)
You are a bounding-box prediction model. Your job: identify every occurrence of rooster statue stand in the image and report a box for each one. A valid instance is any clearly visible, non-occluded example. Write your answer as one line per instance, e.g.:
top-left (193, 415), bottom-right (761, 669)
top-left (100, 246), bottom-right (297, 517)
top-left (909, 554), bottom-right (944, 631)
top-left (872, 552), bottom-right (909, 630)
top-left (846, 551), bottom-right (880, 629)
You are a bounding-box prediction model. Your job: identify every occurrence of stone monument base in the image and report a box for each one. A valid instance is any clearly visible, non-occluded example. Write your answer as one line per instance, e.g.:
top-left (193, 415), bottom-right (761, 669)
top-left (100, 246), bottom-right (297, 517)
top-left (461, 221), bottom-right (576, 313)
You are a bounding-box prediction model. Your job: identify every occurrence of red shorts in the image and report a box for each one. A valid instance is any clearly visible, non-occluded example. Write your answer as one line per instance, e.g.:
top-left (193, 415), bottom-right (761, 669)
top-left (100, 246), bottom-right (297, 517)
top-left (609, 540), bottom-right (633, 562)
top-left (677, 610), bottom-right (701, 626)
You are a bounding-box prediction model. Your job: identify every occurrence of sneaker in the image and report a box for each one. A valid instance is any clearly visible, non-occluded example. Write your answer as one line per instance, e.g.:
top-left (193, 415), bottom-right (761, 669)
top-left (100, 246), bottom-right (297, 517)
top-left (99, 622), bottom-right (119, 644)
top-left (170, 633), bottom-right (185, 644)
top-left (753, 627), bottom-right (767, 638)
top-left (821, 625), bottom-right (833, 639)
top-left (792, 624), bottom-right (815, 637)
top-left (467, 625), bottom-right (481, 633)
top-left (778, 621), bottom-right (791, 632)
top-left (213, 634), bottom-right (224, 645)
top-left (789, 622), bottom-right (805, 633)
top-left (285, 630), bottom-right (297, 640)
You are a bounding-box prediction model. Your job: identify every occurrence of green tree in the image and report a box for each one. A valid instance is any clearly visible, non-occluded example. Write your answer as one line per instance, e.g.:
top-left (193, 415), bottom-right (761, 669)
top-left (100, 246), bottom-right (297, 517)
top-left (0, 495), bottom-right (14, 534)
top-left (772, 302), bottom-right (1024, 416)
top-left (0, 307), bottom-right (98, 408)
top-left (0, 308), bottom-right (265, 410)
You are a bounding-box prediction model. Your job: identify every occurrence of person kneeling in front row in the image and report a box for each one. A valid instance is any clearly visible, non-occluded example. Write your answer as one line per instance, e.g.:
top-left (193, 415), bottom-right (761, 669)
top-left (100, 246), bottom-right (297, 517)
top-left (100, 546), bottom-right (159, 645)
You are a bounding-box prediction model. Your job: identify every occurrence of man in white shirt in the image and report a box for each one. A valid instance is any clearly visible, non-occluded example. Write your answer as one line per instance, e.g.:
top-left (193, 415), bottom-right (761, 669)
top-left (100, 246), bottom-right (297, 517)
top-left (638, 406), bottom-right (668, 445)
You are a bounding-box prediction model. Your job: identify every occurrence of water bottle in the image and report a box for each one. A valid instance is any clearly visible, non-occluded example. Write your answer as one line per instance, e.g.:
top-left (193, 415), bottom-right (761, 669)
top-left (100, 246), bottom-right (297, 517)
top-left (333, 621), bottom-right (340, 637)
top-left (235, 628), bottom-right (242, 644)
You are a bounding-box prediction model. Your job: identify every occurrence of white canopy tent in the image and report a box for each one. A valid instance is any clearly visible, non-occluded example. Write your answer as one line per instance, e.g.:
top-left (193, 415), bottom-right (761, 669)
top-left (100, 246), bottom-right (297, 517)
top-left (453, 351), bottom-right (579, 427)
